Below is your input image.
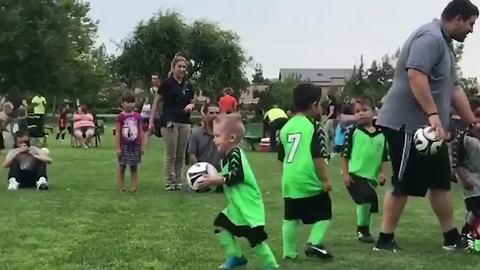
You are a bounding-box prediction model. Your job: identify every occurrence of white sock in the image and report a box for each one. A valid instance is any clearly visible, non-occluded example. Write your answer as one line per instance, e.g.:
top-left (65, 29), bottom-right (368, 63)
top-left (38, 177), bottom-right (47, 183)
top-left (8, 177), bottom-right (17, 183)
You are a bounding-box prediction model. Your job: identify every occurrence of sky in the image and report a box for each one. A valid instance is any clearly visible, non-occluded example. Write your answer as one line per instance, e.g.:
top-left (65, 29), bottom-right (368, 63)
top-left (87, 0), bottom-right (480, 80)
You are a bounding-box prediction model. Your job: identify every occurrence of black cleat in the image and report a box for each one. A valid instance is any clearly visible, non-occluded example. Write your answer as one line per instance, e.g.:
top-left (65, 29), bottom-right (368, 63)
top-left (373, 240), bottom-right (402, 252)
top-left (358, 232), bottom-right (375, 243)
top-left (305, 243), bottom-right (334, 261)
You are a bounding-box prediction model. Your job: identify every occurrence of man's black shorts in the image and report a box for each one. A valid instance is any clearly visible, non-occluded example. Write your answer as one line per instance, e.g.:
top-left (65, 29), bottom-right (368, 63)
top-left (347, 174), bottom-right (379, 213)
top-left (382, 126), bottom-right (451, 197)
top-left (213, 213), bottom-right (268, 248)
top-left (284, 193), bottom-right (332, 224)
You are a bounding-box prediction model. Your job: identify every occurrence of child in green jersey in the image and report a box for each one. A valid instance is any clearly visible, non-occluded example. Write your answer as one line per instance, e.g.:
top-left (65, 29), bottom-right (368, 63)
top-left (197, 113), bottom-right (279, 270)
top-left (278, 83), bottom-right (334, 261)
top-left (341, 97), bottom-right (388, 243)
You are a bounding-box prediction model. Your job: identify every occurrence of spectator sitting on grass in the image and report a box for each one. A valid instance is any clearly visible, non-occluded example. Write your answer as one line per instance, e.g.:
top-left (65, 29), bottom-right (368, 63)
top-left (4, 130), bottom-right (51, 191)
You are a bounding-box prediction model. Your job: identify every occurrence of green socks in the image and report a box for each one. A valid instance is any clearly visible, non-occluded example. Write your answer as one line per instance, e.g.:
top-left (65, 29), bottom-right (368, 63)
top-left (255, 243), bottom-right (279, 268)
top-left (282, 220), bottom-right (300, 258)
top-left (356, 204), bottom-right (371, 227)
top-left (307, 220), bottom-right (330, 245)
top-left (216, 230), bottom-right (242, 257)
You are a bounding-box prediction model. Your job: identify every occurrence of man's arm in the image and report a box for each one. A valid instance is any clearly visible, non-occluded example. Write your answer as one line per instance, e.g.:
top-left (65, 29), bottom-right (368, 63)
top-left (33, 154), bottom-right (52, 164)
top-left (149, 92), bottom-right (163, 128)
top-left (452, 87), bottom-right (476, 125)
top-left (3, 149), bottom-right (19, 167)
top-left (406, 34), bottom-right (444, 116)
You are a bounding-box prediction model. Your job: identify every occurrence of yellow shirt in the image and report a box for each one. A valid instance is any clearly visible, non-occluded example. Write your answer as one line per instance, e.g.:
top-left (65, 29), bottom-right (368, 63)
top-left (32, 96), bottom-right (46, 115)
top-left (265, 108), bottom-right (288, 123)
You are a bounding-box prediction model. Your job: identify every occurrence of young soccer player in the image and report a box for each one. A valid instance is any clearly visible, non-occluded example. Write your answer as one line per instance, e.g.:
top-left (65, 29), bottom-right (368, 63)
top-left (197, 113), bottom-right (279, 270)
top-left (452, 104), bottom-right (480, 245)
top-left (278, 83), bottom-right (333, 261)
top-left (341, 97), bottom-right (388, 243)
top-left (116, 91), bottom-right (144, 192)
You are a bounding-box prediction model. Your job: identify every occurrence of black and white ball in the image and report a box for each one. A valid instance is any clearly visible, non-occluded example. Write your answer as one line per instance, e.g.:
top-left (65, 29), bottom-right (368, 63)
top-left (186, 162), bottom-right (218, 192)
top-left (413, 126), bottom-right (443, 155)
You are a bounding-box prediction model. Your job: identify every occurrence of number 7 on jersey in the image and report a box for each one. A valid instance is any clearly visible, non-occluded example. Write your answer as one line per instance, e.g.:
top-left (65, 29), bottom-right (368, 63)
top-left (286, 133), bottom-right (301, 163)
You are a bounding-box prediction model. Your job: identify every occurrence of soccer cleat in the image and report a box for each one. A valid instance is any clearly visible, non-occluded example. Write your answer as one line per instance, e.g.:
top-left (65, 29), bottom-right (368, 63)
top-left (7, 178), bottom-right (19, 191)
top-left (373, 240), bottom-right (402, 252)
top-left (218, 256), bottom-right (248, 269)
top-left (282, 255), bottom-right (298, 261)
top-left (443, 235), bottom-right (469, 251)
top-left (358, 231), bottom-right (376, 243)
top-left (165, 185), bottom-right (176, 191)
top-left (36, 177), bottom-right (49, 190)
top-left (305, 243), bottom-right (334, 261)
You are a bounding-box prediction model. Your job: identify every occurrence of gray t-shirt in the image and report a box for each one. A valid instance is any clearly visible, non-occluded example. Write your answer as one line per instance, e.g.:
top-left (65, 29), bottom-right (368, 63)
top-left (187, 126), bottom-right (222, 171)
top-left (6, 146), bottom-right (43, 170)
top-left (452, 131), bottom-right (480, 198)
top-left (377, 19), bottom-right (458, 133)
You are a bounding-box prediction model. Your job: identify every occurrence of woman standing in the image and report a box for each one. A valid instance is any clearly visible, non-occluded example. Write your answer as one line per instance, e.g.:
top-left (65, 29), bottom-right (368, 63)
top-left (324, 95), bottom-right (338, 155)
top-left (140, 96), bottom-right (152, 145)
top-left (149, 54), bottom-right (195, 191)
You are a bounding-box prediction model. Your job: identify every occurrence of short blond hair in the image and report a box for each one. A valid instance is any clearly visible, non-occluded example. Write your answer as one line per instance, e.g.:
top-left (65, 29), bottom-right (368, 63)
top-left (215, 113), bottom-right (245, 143)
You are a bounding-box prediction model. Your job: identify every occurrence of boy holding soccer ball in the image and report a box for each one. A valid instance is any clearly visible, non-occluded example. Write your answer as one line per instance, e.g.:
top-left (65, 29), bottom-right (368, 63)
top-left (452, 106), bottom-right (480, 247)
top-left (341, 97), bottom-right (388, 243)
top-left (197, 113), bottom-right (279, 270)
top-left (278, 83), bottom-right (333, 261)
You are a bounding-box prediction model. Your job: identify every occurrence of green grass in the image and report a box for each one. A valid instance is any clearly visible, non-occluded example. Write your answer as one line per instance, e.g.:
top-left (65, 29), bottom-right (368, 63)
top-left (0, 128), bottom-right (479, 270)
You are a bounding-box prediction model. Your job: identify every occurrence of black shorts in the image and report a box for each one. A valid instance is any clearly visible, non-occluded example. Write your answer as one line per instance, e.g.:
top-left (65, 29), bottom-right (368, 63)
top-left (284, 193), bottom-right (332, 224)
top-left (213, 213), bottom-right (268, 248)
top-left (465, 197), bottom-right (480, 216)
top-left (347, 174), bottom-right (378, 213)
top-left (382, 126), bottom-right (451, 197)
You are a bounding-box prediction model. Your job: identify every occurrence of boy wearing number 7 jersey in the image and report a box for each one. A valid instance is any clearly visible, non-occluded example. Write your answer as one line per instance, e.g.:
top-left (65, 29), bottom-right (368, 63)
top-left (278, 83), bottom-right (334, 261)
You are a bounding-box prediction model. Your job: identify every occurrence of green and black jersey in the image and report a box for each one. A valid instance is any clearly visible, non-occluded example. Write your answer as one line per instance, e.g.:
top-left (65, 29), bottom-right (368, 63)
top-left (342, 125), bottom-right (388, 184)
top-left (278, 115), bottom-right (328, 199)
top-left (220, 147), bottom-right (265, 227)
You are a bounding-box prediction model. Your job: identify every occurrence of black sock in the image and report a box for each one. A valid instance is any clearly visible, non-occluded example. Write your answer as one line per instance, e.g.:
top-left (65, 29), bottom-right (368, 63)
top-left (462, 223), bottom-right (472, 234)
top-left (357, 226), bottom-right (370, 235)
top-left (377, 232), bottom-right (394, 244)
top-left (443, 228), bottom-right (460, 246)
top-left (61, 133), bottom-right (65, 140)
top-left (55, 133), bottom-right (60, 140)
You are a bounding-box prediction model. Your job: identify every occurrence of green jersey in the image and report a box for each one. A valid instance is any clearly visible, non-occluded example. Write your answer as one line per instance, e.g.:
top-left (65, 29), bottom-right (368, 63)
top-left (342, 125), bottom-right (388, 183)
top-left (278, 115), bottom-right (328, 199)
top-left (221, 147), bottom-right (265, 227)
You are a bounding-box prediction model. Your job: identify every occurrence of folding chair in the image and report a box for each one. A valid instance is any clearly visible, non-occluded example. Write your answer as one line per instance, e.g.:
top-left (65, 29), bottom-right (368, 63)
top-left (26, 114), bottom-right (47, 147)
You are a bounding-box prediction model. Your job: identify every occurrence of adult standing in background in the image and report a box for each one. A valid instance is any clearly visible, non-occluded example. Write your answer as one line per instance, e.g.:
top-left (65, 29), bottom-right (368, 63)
top-left (149, 54), bottom-right (195, 191)
top-left (324, 95), bottom-right (338, 155)
top-left (31, 91), bottom-right (47, 128)
top-left (140, 96), bottom-right (151, 145)
top-left (150, 74), bottom-right (163, 137)
top-left (218, 87), bottom-right (238, 114)
top-left (264, 105), bottom-right (288, 152)
top-left (374, 0), bottom-right (478, 252)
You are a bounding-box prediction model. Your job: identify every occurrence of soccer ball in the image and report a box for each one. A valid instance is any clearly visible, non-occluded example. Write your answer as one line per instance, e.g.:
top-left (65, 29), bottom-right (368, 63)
top-left (413, 126), bottom-right (443, 155)
top-left (41, 147), bottom-right (50, 156)
top-left (186, 162), bottom-right (218, 193)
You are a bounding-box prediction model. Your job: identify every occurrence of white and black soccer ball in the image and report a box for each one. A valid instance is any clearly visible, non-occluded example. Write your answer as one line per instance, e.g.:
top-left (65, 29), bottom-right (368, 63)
top-left (186, 162), bottom-right (218, 193)
top-left (413, 126), bottom-right (443, 155)
top-left (41, 147), bottom-right (50, 156)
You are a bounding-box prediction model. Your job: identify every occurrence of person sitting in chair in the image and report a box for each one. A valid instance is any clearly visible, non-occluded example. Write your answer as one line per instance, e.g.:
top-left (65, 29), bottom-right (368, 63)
top-left (72, 105), bottom-right (95, 148)
top-left (4, 131), bottom-right (51, 191)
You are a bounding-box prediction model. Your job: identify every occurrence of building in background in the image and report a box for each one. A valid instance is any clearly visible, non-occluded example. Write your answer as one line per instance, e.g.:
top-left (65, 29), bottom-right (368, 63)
top-left (279, 68), bottom-right (353, 97)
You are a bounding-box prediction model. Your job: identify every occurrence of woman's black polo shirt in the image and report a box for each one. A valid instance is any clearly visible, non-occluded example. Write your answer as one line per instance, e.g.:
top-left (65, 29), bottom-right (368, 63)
top-left (158, 76), bottom-right (194, 126)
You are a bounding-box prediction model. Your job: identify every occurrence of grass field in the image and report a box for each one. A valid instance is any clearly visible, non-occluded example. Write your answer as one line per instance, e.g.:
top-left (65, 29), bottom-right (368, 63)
top-left (0, 128), bottom-right (479, 270)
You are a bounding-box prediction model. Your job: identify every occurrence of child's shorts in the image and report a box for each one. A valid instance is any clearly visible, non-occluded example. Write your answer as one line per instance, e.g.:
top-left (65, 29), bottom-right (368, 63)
top-left (214, 213), bottom-right (268, 247)
top-left (465, 196), bottom-right (480, 216)
top-left (118, 143), bottom-right (141, 166)
top-left (284, 192), bottom-right (332, 224)
top-left (347, 174), bottom-right (379, 213)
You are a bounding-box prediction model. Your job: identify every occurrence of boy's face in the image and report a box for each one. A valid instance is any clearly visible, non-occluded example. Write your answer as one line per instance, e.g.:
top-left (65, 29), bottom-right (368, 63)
top-left (15, 135), bottom-right (29, 148)
top-left (213, 121), bottom-right (235, 154)
top-left (354, 103), bottom-right (373, 124)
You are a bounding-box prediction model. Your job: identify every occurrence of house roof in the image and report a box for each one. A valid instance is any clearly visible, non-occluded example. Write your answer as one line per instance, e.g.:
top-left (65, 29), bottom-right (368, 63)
top-left (279, 68), bottom-right (354, 83)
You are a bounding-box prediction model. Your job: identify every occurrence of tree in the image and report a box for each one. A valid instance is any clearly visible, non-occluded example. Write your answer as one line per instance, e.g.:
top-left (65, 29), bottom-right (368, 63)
top-left (113, 11), bottom-right (249, 99)
top-left (453, 42), bottom-right (479, 97)
top-left (252, 64), bottom-right (268, 85)
top-left (0, 0), bottom-right (104, 100)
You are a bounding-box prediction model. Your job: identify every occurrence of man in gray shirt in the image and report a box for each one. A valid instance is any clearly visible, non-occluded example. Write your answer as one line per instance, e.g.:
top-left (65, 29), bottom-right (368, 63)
top-left (375, 0), bottom-right (478, 252)
top-left (188, 103), bottom-right (222, 172)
